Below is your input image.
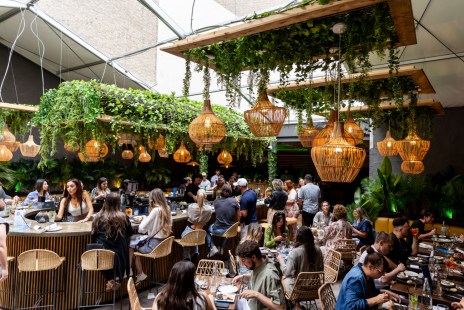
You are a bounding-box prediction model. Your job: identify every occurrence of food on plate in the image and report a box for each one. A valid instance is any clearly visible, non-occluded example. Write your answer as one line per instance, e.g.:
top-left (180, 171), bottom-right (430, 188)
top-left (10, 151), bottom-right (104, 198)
top-left (407, 280), bottom-right (414, 284)
top-left (216, 293), bottom-right (235, 302)
top-left (441, 280), bottom-right (455, 287)
top-left (397, 272), bottom-right (408, 279)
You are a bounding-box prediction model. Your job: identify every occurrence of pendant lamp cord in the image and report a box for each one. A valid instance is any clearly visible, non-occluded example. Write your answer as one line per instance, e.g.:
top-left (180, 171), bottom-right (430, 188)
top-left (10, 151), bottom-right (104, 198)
top-left (337, 32), bottom-right (342, 122)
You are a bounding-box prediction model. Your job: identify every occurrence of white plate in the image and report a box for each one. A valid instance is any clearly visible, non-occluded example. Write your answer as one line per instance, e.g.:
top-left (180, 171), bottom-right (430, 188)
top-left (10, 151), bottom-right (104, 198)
top-left (408, 256), bottom-right (418, 261)
top-left (397, 272), bottom-right (408, 279)
top-left (441, 280), bottom-right (455, 287)
top-left (404, 271), bottom-right (419, 278)
top-left (45, 226), bottom-right (62, 232)
top-left (218, 285), bottom-right (238, 294)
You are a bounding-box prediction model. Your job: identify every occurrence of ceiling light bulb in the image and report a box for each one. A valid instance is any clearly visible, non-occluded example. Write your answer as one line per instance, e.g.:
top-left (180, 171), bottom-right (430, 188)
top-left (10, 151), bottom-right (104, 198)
top-left (205, 117), bottom-right (212, 128)
top-left (387, 141), bottom-right (392, 148)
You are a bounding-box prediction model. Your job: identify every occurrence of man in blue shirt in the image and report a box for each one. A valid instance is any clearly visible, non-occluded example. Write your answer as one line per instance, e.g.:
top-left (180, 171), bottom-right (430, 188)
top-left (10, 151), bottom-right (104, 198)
top-left (297, 174), bottom-right (320, 227)
top-left (234, 178), bottom-right (257, 239)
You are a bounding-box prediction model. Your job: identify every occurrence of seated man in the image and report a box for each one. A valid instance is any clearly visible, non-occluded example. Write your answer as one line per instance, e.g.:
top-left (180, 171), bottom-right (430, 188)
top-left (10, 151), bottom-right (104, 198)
top-left (359, 231), bottom-right (406, 289)
top-left (387, 216), bottom-right (418, 266)
top-left (407, 209), bottom-right (436, 246)
top-left (233, 240), bottom-right (285, 310)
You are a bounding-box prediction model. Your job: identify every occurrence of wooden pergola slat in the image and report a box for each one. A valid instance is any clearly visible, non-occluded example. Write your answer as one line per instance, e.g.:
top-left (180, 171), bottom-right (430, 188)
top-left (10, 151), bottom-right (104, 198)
top-left (161, 0), bottom-right (416, 61)
top-left (267, 65), bottom-right (435, 95)
top-left (340, 99), bottom-right (445, 115)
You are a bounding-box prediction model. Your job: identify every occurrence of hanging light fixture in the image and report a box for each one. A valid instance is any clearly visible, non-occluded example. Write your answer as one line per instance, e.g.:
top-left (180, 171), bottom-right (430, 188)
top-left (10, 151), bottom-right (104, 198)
top-left (139, 148), bottom-right (152, 163)
top-left (173, 141), bottom-right (191, 163)
top-left (220, 163), bottom-right (234, 169)
top-left (20, 134), bottom-right (41, 158)
top-left (312, 110), bottom-right (356, 147)
top-left (158, 147), bottom-right (169, 158)
top-left (401, 160), bottom-right (424, 174)
top-left (78, 152), bottom-right (99, 163)
top-left (121, 143), bottom-right (134, 160)
top-left (64, 142), bottom-right (79, 152)
top-left (244, 88), bottom-right (287, 137)
top-left (217, 149), bottom-right (233, 166)
top-left (0, 124), bottom-right (16, 146)
top-left (377, 130), bottom-right (398, 157)
top-left (344, 105), bottom-right (364, 145)
top-left (299, 113), bottom-right (320, 148)
top-left (6, 141), bottom-right (20, 152)
top-left (118, 133), bottom-right (139, 146)
top-left (0, 145), bottom-right (13, 162)
top-left (187, 161), bottom-right (200, 166)
top-left (189, 99), bottom-right (226, 148)
top-left (154, 134), bottom-right (165, 150)
top-left (310, 23), bottom-right (366, 183)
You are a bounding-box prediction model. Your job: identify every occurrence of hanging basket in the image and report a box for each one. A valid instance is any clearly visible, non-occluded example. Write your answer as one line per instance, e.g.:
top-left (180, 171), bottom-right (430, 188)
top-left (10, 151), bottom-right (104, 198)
top-left (189, 100), bottom-right (226, 147)
top-left (173, 141), bottom-right (191, 163)
top-left (244, 90), bottom-right (286, 137)
top-left (344, 112), bottom-right (364, 145)
top-left (20, 135), bottom-right (41, 158)
top-left (401, 160), bottom-right (424, 174)
top-left (311, 122), bottom-right (366, 183)
top-left (217, 150), bottom-right (233, 165)
top-left (377, 130), bottom-right (398, 157)
top-left (396, 130), bottom-right (430, 161)
top-left (0, 145), bottom-right (13, 162)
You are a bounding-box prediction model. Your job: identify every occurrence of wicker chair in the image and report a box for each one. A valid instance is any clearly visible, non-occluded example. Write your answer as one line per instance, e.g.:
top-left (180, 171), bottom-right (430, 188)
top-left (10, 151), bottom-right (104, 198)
top-left (134, 236), bottom-right (174, 292)
top-left (324, 249), bottom-right (342, 283)
top-left (284, 271), bottom-right (324, 309)
top-left (196, 259), bottom-right (225, 276)
top-left (15, 249), bottom-right (65, 310)
top-left (211, 222), bottom-right (239, 256)
top-left (79, 249), bottom-right (117, 309)
top-left (318, 282), bottom-right (337, 310)
top-left (335, 239), bottom-right (357, 271)
top-left (175, 229), bottom-right (206, 247)
top-left (127, 277), bottom-right (150, 310)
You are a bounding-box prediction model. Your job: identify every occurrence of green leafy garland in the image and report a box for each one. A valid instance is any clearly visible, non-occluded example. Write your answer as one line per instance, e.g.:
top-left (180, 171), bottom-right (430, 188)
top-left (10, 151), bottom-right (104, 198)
top-left (33, 80), bottom-right (273, 168)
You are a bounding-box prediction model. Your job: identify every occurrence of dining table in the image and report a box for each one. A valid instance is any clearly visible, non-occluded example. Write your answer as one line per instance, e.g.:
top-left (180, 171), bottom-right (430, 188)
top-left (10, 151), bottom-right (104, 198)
top-left (195, 275), bottom-right (243, 310)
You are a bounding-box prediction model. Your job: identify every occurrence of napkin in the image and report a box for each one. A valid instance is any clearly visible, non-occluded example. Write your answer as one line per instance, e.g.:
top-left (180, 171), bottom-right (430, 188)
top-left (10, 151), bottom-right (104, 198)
top-left (419, 243), bottom-right (433, 249)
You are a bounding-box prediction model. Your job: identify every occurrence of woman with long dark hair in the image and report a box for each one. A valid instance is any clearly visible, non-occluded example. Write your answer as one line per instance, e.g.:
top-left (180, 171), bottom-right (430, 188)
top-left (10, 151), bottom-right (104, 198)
top-left (153, 260), bottom-right (216, 310)
top-left (90, 177), bottom-right (111, 203)
top-left (263, 211), bottom-right (289, 249)
top-left (56, 178), bottom-right (93, 223)
top-left (91, 193), bottom-right (132, 290)
top-left (22, 179), bottom-right (50, 206)
top-left (277, 226), bottom-right (323, 298)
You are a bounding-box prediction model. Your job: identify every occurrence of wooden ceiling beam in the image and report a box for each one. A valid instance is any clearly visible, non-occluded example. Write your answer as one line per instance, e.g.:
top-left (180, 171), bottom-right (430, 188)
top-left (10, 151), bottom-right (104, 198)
top-left (339, 99), bottom-right (445, 115)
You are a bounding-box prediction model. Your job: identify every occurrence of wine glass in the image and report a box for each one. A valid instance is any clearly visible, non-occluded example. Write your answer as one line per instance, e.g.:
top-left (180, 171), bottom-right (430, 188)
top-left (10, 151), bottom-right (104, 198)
top-left (219, 268), bottom-right (229, 285)
top-left (411, 228), bottom-right (419, 237)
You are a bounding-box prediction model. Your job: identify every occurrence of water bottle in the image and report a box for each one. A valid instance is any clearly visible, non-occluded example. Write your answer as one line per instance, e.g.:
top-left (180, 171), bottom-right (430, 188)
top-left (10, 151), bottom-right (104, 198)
top-left (421, 278), bottom-right (432, 310)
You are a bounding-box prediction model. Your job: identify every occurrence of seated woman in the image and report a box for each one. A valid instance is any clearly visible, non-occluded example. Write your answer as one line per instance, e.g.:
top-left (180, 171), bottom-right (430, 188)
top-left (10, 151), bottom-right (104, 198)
top-left (91, 193), bottom-right (132, 291)
top-left (182, 189), bottom-right (212, 263)
top-left (153, 260), bottom-right (216, 310)
top-left (351, 207), bottom-right (375, 248)
top-left (211, 176), bottom-right (225, 200)
top-left (318, 204), bottom-right (352, 256)
top-left (312, 201), bottom-right (333, 228)
top-left (264, 211), bottom-right (289, 249)
top-left (90, 177), bottom-right (111, 203)
top-left (239, 222), bottom-right (264, 274)
top-left (22, 179), bottom-right (51, 206)
top-left (264, 179), bottom-right (288, 223)
top-left (277, 226), bottom-right (323, 306)
top-left (336, 248), bottom-right (399, 310)
top-left (129, 188), bottom-right (172, 284)
top-left (56, 179), bottom-right (94, 223)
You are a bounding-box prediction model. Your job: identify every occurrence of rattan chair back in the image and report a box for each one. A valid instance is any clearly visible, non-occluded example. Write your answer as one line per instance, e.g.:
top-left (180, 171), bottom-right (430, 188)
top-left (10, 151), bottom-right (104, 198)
top-left (212, 222), bottom-right (239, 239)
top-left (17, 249), bottom-right (64, 272)
top-left (335, 239), bottom-right (357, 260)
top-left (127, 277), bottom-right (150, 310)
top-left (324, 249), bottom-right (341, 283)
top-left (80, 249), bottom-right (115, 271)
top-left (196, 260), bottom-right (225, 276)
top-left (359, 245), bottom-right (368, 254)
top-left (134, 236), bottom-right (174, 259)
top-left (286, 271), bottom-right (324, 302)
top-left (228, 250), bottom-right (237, 275)
top-left (175, 229), bottom-right (206, 247)
top-left (318, 282), bottom-right (337, 310)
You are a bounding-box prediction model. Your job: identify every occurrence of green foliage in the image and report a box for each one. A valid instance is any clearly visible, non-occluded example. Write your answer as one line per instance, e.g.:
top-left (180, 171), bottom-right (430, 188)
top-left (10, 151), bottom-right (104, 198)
top-left (33, 80), bottom-right (273, 169)
top-left (0, 108), bottom-right (35, 139)
top-left (199, 152), bottom-right (209, 174)
top-left (438, 175), bottom-right (464, 220)
top-left (267, 148), bottom-right (277, 181)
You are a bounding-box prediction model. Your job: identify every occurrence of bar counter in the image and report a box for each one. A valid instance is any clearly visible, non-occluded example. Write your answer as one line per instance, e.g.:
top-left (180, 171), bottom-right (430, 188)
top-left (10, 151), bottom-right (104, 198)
top-left (1, 203), bottom-right (267, 309)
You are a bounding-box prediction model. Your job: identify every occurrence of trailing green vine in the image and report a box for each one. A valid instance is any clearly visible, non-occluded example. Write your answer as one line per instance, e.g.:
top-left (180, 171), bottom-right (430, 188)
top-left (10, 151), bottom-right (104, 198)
top-left (267, 147), bottom-right (277, 181)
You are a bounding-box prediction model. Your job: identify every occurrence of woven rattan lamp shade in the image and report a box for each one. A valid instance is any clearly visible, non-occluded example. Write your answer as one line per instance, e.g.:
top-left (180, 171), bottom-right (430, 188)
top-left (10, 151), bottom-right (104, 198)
top-left (401, 160), bottom-right (424, 174)
top-left (189, 100), bottom-right (226, 147)
top-left (396, 130), bottom-right (430, 162)
top-left (311, 122), bottom-right (366, 183)
top-left (154, 134), bottom-right (165, 150)
top-left (64, 143), bottom-right (79, 152)
top-left (244, 90), bottom-right (286, 137)
top-left (344, 112), bottom-right (364, 145)
top-left (7, 141), bottom-right (20, 152)
top-left (187, 161), bottom-right (199, 166)
top-left (298, 123), bottom-right (320, 147)
top-left (139, 150), bottom-right (152, 162)
top-left (312, 110), bottom-right (356, 147)
top-left (0, 124), bottom-right (16, 145)
top-left (173, 141), bottom-right (191, 163)
top-left (0, 145), bottom-right (13, 162)
top-left (78, 152), bottom-right (99, 162)
top-left (118, 133), bottom-right (139, 146)
top-left (85, 139), bottom-right (107, 158)
top-left (377, 130), bottom-right (398, 157)
top-left (121, 144), bottom-right (134, 160)
top-left (20, 135), bottom-right (41, 157)
top-left (217, 150), bottom-right (233, 165)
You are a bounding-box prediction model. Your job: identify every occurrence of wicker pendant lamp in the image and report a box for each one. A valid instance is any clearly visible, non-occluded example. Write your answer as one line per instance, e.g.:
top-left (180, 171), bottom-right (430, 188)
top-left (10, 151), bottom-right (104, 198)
top-left (139, 148), bottom-right (152, 163)
top-left (64, 143), bottom-right (79, 152)
top-left (0, 124), bottom-right (16, 146)
top-left (77, 152), bottom-right (99, 163)
top-left (154, 134), bottom-right (165, 150)
top-left (187, 161), bottom-right (200, 166)
top-left (401, 160), bottom-right (424, 174)
top-left (118, 133), bottom-right (139, 146)
top-left (173, 141), bottom-right (191, 163)
top-left (0, 145), bottom-right (13, 162)
top-left (397, 129), bottom-right (429, 174)
top-left (244, 89), bottom-right (287, 137)
top-left (20, 134), bottom-right (41, 157)
top-left (344, 107), bottom-right (364, 145)
top-left (377, 130), bottom-right (398, 157)
top-left (310, 23), bottom-right (366, 183)
top-left (121, 144), bottom-right (134, 160)
top-left (217, 149), bottom-right (233, 166)
top-left (220, 163), bottom-right (234, 169)
top-left (189, 99), bottom-right (226, 148)
top-left (312, 110), bottom-right (356, 147)
top-left (299, 103), bottom-right (320, 148)
top-left (7, 141), bottom-right (20, 152)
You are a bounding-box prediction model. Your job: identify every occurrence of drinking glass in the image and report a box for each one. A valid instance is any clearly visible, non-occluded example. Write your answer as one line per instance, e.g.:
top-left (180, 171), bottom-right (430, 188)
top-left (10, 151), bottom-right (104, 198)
top-left (408, 293), bottom-right (418, 310)
top-left (410, 228), bottom-right (419, 237)
top-left (49, 210), bottom-right (56, 223)
top-left (219, 268), bottom-right (228, 285)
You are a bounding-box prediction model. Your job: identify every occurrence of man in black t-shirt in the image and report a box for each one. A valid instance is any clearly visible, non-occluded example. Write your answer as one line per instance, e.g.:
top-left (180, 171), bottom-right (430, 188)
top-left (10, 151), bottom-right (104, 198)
top-left (407, 209), bottom-right (436, 247)
top-left (184, 174), bottom-right (201, 204)
top-left (387, 216), bottom-right (418, 266)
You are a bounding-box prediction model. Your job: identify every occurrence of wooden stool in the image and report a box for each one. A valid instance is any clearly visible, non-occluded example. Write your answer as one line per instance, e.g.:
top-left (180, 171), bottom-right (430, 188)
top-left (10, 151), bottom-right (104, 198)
top-left (78, 249), bottom-right (117, 309)
top-left (15, 249), bottom-right (65, 310)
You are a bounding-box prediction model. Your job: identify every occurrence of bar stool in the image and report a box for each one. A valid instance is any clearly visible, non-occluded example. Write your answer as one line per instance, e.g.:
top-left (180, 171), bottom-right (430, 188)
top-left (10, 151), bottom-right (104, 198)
top-left (127, 277), bottom-right (150, 310)
top-left (14, 249), bottom-right (65, 310)
top-left (78, 249), bottom-right (118, 309)
top-left (211, 222), bottom-right (239, 254)
top-left (134, 236), bottom-right (174, 294)
top-left (175, 229), bottom-right (206, 262)
top-left (0, 256), bottom-right (14, 308)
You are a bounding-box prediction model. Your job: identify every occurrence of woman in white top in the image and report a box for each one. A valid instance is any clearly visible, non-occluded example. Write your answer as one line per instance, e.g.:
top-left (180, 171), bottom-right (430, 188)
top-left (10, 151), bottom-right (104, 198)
top-left (129, 188), bottom-right (172, 284)
top-left (56, 178), bottom-right (93, 223)
top-left (153, 260), bottom-right (216, 310)
top-left (182, 189), bottom-right (212, 262)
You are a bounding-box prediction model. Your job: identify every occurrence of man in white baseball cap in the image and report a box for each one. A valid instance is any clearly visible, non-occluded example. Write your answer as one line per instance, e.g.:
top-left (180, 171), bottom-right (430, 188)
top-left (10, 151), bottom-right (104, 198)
top-left (234, 178), bottom-right (257, 239)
